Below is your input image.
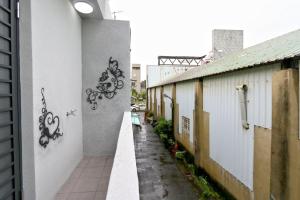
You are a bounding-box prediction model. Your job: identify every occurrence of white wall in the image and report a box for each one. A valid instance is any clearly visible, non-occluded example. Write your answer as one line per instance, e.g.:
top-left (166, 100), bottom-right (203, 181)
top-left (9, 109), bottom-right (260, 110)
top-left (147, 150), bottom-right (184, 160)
top-left (176, 81), bottom-right (195, 143)
top-left (31, 0), bottom-right (83, 199)
top-left (163, 85), bottom-right (173, 120)
top-left (156, 87), bottom-right (161, 115)
top-left (82, 19), bottom-right (131, 156)
top-left (203, 64), bottom-right (280, 189)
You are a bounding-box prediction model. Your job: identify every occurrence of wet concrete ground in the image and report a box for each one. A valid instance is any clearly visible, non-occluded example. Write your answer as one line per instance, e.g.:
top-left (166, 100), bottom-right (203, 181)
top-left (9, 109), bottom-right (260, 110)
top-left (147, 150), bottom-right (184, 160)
top-left (133, 114), bottom-right (200, 200)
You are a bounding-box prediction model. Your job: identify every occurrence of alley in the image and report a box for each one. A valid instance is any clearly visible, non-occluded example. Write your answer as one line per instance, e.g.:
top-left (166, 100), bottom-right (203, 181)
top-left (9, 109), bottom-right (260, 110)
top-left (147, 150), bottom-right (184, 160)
top-left (133, 113), bottom-right (200, 200)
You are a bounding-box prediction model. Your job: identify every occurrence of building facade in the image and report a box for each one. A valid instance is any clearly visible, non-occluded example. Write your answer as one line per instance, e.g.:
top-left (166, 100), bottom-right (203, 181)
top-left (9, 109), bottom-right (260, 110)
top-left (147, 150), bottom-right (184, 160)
top-left (147, 29), bottom-right (300, 200)
top-left (132, 64), bottom-right (141, 93)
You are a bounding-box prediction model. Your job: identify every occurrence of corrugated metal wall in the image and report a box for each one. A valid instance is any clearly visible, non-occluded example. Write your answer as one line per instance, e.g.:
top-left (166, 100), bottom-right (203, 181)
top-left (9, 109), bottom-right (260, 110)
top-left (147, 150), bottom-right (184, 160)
top-left (203, 64), bottom-right (280, 189)
top-left (156, 87), bottom-right (161, 116)
top-left (164, 85), bottom-right (173, 120)
top-left (176, 81), bottom-right (195, 143)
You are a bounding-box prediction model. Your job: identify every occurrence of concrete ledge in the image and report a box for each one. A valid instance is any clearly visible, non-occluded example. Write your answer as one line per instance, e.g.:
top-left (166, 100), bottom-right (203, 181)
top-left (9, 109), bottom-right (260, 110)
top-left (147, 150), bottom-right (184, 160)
top-left (106, 112), bottom-right (139, 200)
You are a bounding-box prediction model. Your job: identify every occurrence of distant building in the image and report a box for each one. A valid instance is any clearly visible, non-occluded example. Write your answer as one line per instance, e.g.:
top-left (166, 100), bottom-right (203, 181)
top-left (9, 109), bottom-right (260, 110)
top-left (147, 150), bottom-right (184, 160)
top-left (212, 29), bottom-right (243, 60)
top-left (147, 29), bottom-right (244, 88)
top-left (140, 80), bottom-right (146, 92)
top-left (147, 64), bottom-right (195, 88)
top-left (132, 64), bottom-right (141, 93)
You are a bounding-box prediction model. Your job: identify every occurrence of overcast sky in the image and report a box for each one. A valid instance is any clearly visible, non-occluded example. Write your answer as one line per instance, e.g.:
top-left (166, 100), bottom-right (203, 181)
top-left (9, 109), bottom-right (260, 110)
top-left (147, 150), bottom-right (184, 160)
top-left (109, 0), bottom-right (300, 80)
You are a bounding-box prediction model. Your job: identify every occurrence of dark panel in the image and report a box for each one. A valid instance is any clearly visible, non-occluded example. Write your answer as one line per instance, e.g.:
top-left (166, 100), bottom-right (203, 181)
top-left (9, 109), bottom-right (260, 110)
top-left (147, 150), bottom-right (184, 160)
top-left (0, 23), bottom-right (10, 38)
top-left (0, 151), bottom-right (12, 169)
top-left (0, 166), bottom-right (13, 184)
top-left (0, 97), bottom-right (11, 109)
top-left (0, 180), bottom-right (13, 200)
top-left (0, 1), bottom-right (21, 199)
top-left (0, 36), bottom-right (11, 51)
top-left (0, 140), bottom-right (11, 155)
top-left (0, 125), bottom-right (12, 146)
top-left (0, 53), bottom-right (10, 65)
top-left (0, 82), bottom-right (11, 93)
top-left (0, 68), bottom-right (11, 80)
top-left (0, 10), bottom-right (10, 25)
top-left (0, 110), bottom-right (11, 122)
top-left (0, 0), bottom-right (10, 9)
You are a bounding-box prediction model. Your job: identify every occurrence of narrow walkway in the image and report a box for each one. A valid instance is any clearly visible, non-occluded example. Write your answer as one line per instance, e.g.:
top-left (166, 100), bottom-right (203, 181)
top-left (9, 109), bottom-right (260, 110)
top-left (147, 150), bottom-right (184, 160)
top-left (134, 114), bottom-right (200, 200)
top-left (55, 156), bottom-right (113, 200)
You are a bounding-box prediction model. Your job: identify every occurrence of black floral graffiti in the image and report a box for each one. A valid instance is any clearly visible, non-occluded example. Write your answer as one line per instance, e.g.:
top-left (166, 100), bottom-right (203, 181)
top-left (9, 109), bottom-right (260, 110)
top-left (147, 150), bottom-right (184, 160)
top-left (86, 57), bottom-right (125, 110)
top-left (39, 88), bottom-right (63, 148)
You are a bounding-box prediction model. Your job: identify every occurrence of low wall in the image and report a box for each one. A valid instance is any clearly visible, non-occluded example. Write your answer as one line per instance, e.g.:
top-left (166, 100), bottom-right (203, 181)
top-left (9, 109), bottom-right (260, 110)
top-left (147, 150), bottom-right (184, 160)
top-left (106, 112), bottom-right (139, 200)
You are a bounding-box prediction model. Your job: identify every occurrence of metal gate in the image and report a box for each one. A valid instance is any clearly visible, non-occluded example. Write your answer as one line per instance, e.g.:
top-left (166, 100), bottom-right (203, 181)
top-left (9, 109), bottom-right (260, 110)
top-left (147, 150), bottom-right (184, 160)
top-left (0, 0), bottom-right (22, 199)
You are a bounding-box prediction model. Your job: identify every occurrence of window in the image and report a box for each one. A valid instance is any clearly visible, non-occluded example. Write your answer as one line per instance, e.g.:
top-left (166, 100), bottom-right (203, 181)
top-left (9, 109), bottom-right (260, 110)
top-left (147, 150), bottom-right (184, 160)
top-left (182, 116), bottom-right (190, 134)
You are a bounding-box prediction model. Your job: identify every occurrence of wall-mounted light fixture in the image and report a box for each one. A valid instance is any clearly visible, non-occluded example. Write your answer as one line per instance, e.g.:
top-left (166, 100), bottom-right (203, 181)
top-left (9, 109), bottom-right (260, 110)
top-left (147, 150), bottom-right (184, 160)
top-left (236, 84), bottom-right (249, 130)
top-left (74, 1), bottom-right (94, 14)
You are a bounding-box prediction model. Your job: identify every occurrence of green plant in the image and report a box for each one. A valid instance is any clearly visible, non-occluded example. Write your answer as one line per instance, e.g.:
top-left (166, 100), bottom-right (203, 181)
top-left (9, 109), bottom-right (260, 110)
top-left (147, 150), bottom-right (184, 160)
top-left (154, 118), bottom-right (172, 138)
top-left (168, 139), bottom-right (175, 146)
top-left (196, 176), bottom-right (221, 199)
top-left (140, 91), bottom-right (146, 99)
top-left (175, 151), bottom-right (185, 160)
top-left (131, 88), bottom-right (138, 97)
top-left (187, 164), bottom-right (196, 176)
top-left (159, 133), bottom-right (168, 141)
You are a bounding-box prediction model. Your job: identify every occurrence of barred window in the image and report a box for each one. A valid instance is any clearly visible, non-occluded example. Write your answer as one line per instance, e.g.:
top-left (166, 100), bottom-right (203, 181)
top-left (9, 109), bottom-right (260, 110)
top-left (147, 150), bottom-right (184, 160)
top-left (182, 116), bottom-right (190, 134)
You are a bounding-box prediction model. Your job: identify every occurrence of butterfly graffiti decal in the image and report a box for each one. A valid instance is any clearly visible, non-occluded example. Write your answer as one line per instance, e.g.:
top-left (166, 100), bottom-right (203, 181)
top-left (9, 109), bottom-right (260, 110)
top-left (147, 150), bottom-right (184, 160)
top-left (86, 57), bottom-right (125, 110)
top-left (39, 88), bottom-right (63, 148)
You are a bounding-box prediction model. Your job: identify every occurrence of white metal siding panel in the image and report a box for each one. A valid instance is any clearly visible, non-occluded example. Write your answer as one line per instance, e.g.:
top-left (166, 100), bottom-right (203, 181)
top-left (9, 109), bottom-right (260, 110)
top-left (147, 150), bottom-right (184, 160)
top-left (176, 81), bottom-right (195, 143)
top-left (203, 64), bottom-right (280, 190)
top-left (156, 87), bottom-right (161, 115)
top-left (164, 85), bottom-right (173, 120)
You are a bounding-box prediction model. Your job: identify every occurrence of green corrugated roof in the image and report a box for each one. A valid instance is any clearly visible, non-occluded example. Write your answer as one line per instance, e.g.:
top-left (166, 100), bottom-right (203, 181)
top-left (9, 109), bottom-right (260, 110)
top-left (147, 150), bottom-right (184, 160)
top-left (150, 29), bottom-right (300, 88)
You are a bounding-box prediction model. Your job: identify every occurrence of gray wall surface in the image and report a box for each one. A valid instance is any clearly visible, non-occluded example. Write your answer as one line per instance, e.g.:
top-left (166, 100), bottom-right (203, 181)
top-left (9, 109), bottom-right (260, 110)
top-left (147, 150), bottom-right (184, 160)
top-left (82, 19), bottom-right (131, 156)
top-left (22, 0), bottom-right (83, 199)
top-left (212, 29), bottom-right (243, 60)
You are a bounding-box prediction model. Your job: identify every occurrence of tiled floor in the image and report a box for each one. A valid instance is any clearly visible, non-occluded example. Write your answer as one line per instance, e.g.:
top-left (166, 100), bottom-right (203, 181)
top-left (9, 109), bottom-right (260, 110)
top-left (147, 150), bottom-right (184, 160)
top-left (55, 156), bottom-right (113, 200)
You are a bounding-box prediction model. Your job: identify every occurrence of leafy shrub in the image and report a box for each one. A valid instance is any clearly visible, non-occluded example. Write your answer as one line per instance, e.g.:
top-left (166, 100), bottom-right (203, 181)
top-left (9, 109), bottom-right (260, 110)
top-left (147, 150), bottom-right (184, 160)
top-left (175, 151), bottom-right (185, 160)
top-left (197, 176), bottom-right (221, 199)
top-left (154, 118), bottom-right (173, 139)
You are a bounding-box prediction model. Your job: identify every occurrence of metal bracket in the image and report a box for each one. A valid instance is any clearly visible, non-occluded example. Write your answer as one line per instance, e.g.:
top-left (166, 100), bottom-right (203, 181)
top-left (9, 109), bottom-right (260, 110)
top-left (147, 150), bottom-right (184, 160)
top-left (66, 109), bottom-right (77, 117)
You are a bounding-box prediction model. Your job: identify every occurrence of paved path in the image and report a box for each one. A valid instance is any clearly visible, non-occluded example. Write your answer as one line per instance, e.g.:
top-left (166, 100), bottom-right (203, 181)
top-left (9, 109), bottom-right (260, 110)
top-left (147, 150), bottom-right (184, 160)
top-left (133, 114), bottom-right (200, 200)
